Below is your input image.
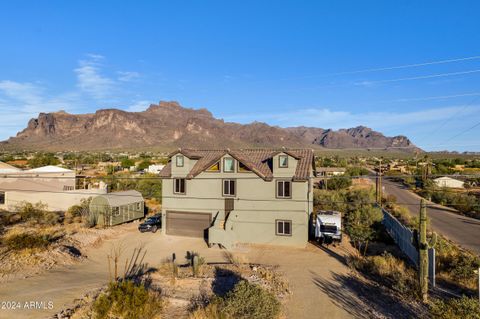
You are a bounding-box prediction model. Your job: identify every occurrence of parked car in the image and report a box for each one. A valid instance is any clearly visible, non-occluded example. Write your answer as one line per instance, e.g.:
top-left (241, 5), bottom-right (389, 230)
top-left (138, 214), bottom-right (162, 233)
top-left (315, 210), bottom-right (342, 244)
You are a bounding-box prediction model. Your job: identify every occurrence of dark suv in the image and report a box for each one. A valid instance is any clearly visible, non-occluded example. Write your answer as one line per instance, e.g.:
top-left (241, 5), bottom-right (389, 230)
top-left (138, 214), bottom-right (162, 233)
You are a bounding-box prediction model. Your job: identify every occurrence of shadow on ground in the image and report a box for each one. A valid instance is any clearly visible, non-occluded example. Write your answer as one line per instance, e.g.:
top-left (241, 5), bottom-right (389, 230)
top-left (311, 270), bottom-right (420, 319)
top-left (212, 267), bottom-right (242, 296)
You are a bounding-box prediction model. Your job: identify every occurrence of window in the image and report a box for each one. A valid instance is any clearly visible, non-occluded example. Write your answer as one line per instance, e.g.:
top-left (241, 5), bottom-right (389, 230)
top-left (276, 220), bottom-right (292, 236)
top-left (279, 155), bottom-right (288, 168)
top-left (136, 202), bottom-right (142, 210)
top-left (238, 162), bottom-right (251, 172)
top-left (176, 155), bottom-right (184, 167)
top-left (223, 157), bottom-right (235, 172)
top-left (276, 180), bottom-right (292, 198)
top-left (207, 161), bottom-right (220, 172)
top-left (0, 191), bottom-right (4, 205)
top-left (112, 207), bottom-right (120, 216)
top-left (223, 179), bottom-right (236, 196)
top-left (174, 178), bottom-right (186, 194)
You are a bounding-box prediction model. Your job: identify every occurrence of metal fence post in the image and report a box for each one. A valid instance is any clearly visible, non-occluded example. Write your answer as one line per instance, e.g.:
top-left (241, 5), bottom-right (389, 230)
top-left (428, 248), bottom-right (435, 288)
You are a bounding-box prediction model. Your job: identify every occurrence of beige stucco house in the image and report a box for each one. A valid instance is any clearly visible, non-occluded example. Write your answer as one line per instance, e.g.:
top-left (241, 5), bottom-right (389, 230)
top-left (0, 163), bottom-right (106, 211)
top-left (159, 148), bottom-right (315, 249)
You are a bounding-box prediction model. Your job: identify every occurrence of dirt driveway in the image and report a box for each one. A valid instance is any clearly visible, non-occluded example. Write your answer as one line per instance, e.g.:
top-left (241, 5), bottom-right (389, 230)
top-left (0, 223), bottom-right (367, 319)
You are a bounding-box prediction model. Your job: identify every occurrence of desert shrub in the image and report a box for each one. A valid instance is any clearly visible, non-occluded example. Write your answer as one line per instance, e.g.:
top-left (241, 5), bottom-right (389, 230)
top-left (345, 166), bottom-right (370, 176)
top-left (3, 233), bottom-right (52, 251)
top-left (65, 198), bottom-right (92, 225)
top-left (326, 176), bottom-right (352, 190)
top-left (221, 280), bottom-right (281, 319)
top-left (15, 201), bottom-right (61, 225)
top-left (430, 296), bottom-right (480, 319)
top-left (350, 252), bottom-right (419, 296)
top-left (223, 251), bottom-right (249, 267)
top-left (190, 280), bottom-right (281, 319)
top-left (16, 201), bottom-right (46, 222)
top-left (344, 206), bottom-right (383, 254)
top-left (449, 253), bottom-right (480, 283)
top-left (92, 280), bottom-right (163, 319)
top-left (189, 302), bottom-right (226, 319)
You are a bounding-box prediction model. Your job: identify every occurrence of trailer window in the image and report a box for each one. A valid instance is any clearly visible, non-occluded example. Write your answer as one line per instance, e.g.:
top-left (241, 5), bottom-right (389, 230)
top-left (320, 225), bottom-right (337, 233)
top-left (0, 191), bottom-right (4, 205)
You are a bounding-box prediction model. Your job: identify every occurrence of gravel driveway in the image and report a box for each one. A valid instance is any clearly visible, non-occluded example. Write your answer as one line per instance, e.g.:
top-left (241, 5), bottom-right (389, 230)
top-left (0, 223), bottom-right (367, 319)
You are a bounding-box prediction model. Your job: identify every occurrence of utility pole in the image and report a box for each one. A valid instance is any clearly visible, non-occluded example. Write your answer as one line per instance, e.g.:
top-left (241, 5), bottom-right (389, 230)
top-left (376, 158), bottom-right (383, 205)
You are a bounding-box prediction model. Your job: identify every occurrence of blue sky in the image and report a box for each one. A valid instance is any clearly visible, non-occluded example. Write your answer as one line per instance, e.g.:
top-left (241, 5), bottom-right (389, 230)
top-left (0, 1), bottom-right (479, 151)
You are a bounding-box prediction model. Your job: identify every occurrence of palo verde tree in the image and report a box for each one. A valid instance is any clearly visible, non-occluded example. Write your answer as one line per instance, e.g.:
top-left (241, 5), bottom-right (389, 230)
top-left (345, 205), bottom-right (383, 255)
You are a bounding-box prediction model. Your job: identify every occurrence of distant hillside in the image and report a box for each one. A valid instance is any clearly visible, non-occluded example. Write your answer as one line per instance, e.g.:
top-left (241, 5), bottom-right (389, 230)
top-left (0, 101), bottom-right (418, 152)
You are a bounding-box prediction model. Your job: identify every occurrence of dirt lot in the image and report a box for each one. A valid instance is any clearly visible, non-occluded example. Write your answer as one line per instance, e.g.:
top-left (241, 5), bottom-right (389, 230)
top-left (0, 223), bottom-right (128, 284)
top-left (0, 223), bottom-right (414, 319)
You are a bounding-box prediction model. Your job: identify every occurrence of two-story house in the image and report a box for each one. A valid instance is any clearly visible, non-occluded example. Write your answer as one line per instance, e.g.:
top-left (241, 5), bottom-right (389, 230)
top-left (159, 148), bottom-right (315, 248)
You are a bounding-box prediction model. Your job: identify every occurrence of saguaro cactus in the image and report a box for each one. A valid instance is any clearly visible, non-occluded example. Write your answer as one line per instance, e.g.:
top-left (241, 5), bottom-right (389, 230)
top-left (419, 199), bottom-right (437, 303)
top-left (192, 255), bottom-right (199, 277)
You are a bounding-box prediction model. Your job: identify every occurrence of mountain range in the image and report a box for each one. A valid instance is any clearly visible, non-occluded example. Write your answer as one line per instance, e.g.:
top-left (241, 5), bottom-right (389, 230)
top-left (0, 101), bottom-right (418, 152)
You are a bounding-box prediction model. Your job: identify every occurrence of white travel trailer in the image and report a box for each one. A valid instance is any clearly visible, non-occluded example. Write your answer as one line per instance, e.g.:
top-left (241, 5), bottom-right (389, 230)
top-left (315, 210), bottom-right (342, 243)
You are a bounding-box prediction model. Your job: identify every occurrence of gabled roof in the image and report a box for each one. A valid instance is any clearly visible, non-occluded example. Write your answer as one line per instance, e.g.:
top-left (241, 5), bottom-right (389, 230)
top-left (159, 148), bottom-right (315, 181)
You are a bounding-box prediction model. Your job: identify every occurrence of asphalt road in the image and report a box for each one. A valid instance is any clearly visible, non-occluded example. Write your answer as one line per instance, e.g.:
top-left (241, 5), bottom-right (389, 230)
top-left (382, 179), bottom-right (480, 255)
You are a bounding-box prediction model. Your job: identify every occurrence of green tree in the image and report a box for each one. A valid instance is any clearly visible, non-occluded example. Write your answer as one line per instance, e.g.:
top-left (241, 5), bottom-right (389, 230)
top-left (327, 176), bottom-right (352, 190)
top-left (28, 153), bottom-right (60, 168)
top-left (137, 160), bottom-right (152, 171)
top-left (120, 158), bottom-right (135, 168)
top-left (345, 206), bottom-right (382, 255)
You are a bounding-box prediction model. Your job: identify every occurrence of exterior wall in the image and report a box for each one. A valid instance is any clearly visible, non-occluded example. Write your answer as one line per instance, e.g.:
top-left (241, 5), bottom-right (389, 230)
top-left (226, 210), bottom-right (309, 246)
top-left (162, 153), bottom-right (313, 247)
top-left (170, 154), bottom-right (198, 176)
top-left (272, 153), bottom-right (298, 177)
top-left (1, 189), bottom-right (106, 211)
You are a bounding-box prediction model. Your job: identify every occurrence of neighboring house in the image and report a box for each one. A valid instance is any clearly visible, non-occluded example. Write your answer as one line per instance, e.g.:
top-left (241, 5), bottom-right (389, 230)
top-left (0, 163), bottom-right (106, 211)
top-left (433, 176), bottom-right (465, 189)
top-left (387, 163), bottom-right (408, 173)
top-left (146, 164), bottom-right (165, 174)
top-left (89, 190), bottom-right (145, 226)
top-left (316, 167), bottom-right (346, 176)
top-left (159, 148), bottom-right (315, 248)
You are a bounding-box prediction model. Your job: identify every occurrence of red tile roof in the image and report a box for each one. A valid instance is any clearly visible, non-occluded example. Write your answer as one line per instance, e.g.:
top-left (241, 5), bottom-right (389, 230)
top-left (159, 148), bottom-right (315, 181)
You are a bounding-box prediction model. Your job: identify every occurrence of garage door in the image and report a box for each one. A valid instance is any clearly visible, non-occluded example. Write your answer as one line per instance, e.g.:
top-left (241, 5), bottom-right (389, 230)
top-left (166, 211), bottom-right (212, 238)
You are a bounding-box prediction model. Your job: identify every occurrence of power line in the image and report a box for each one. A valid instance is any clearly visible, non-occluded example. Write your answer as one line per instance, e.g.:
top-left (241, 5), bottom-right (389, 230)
top-left (250, 55), bottom-right (480, 83)
top-left (1, 173), bottom-right (480, 181)
top-left (358, 69), bottom-right (480, 85)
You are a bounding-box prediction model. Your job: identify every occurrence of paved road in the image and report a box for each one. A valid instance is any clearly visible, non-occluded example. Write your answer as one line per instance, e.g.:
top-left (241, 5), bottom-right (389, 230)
top-left (382, 179), bottom-right (480, 255)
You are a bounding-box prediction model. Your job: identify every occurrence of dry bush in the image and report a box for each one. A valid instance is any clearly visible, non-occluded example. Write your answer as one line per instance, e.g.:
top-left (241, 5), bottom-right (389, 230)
top-left (189, 280), bottom-right (281, 319)
top-left (1, 226), bottom-right (63, 252)
top-left (92, 280), bottom-right (163, 319)
top-left (430, 296), bottom-right (480, 319)
top-left (256, 267), bottom-right (290, 296)
top-left (349, 252), bottom-right (419, 297)
top-left (223, 251), bottom-right (248, 267)
top-left (189, 302), bottom-right (225, 319)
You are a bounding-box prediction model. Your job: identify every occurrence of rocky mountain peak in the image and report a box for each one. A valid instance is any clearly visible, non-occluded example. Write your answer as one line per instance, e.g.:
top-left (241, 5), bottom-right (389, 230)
top-left (1, 101), bottom-right (419, 152)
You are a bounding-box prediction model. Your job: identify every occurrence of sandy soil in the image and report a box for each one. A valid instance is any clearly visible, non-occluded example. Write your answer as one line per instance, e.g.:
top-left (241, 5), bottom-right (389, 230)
top-left (0, 223), bottom-right (128, 284)
top-left (0, 224), bottom-right (422, 319)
